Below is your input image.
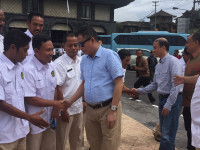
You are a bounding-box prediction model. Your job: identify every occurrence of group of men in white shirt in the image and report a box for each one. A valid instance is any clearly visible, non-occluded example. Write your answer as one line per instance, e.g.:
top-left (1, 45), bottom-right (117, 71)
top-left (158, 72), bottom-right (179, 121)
top-left (0, 10), bottom-right (84, 150)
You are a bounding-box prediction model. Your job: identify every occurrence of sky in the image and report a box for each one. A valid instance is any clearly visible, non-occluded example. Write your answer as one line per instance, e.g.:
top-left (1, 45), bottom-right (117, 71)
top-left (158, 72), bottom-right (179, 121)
top-left (114, 0), bottom-right (195, 22)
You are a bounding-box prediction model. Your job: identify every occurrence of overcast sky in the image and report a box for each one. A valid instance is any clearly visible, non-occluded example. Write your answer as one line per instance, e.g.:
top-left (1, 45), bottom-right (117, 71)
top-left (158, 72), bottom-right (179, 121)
top-left (114, 0), bottom-right (195, 22)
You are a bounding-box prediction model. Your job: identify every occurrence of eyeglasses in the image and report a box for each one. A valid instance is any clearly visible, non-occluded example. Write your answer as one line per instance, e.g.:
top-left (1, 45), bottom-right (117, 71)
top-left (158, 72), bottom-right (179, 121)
top-left (78, 37), bottom-right (91, 47)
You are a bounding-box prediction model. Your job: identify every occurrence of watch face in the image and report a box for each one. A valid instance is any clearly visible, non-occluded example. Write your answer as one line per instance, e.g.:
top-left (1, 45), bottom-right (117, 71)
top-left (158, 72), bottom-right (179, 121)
top-left (111, 105), bottom-right (117, 111)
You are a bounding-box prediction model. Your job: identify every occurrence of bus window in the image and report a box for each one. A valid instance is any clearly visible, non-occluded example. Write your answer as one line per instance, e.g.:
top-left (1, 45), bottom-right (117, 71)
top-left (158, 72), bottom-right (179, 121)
top-left (114, 35), bottom-right (139, 45)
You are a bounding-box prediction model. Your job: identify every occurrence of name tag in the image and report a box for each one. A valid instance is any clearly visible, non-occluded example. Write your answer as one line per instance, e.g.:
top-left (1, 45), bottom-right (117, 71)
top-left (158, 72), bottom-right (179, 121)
top-left (67, 68), bottom-right (72, 72)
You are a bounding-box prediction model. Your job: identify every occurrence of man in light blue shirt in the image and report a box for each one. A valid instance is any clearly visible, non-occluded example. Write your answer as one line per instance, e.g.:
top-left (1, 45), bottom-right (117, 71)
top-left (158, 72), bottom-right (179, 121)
top-left (132, 38), bottom-right (182, 150)
top-left (66, 25), bottom-right (123, 150)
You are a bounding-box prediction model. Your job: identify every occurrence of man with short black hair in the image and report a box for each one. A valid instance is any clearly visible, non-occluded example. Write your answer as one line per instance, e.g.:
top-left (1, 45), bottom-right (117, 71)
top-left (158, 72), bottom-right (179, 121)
top-left (22, 12), bottom-right (44, 64)
top-left (118, 49), bottom-right (132, 94)
top-left (65, 25), bottom-right (123, 150)
top-left (132, 38), bottom-right (182, 150)
top-left (55, 33), bottom-right (83, 150)
top-left (133, 49), bottom-right (156, 104)
top-left (0, 30), bottom-right (49, 150)
top-left (23, 34), bottom-right (67, 150)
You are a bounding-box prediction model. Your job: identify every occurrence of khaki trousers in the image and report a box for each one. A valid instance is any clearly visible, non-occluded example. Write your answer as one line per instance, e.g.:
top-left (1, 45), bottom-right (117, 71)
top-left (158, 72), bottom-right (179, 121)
top-left (56, 112), bottom-right (83, 150)
top-left (26, 128), bottom-right (56, 150)
top-left (85, 102), bottom-right (122, 150)
top-left (196, 148), bottom-right (200, 150)
top-left (0, 137), bottom-right (26, 150)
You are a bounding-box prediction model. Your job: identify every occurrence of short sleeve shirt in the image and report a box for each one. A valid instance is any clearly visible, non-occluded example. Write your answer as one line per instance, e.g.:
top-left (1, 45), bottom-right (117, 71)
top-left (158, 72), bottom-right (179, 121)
top-left (54, 53), bottom-right (83, 115)
top-left (23, 56), bottom-right (57, 134)
top-left (0, 54), bottom-right (29, 144)
top-left (80, 46), bottom-right (123, 104)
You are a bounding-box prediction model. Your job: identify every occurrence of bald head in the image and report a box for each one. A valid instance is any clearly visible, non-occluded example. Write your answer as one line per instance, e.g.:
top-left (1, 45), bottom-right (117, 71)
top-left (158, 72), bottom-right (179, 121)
top-left (154, 38), bottom-right (169, 51)
top-left (0, 9), bottom-right (5, 33)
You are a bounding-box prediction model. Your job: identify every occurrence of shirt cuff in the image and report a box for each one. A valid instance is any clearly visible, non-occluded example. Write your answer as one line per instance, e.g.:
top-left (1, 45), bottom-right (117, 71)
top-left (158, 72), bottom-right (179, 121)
top-left (137, 88), bottom-right (144, 94)
top-left (164, 102), bottom-right (172, 111)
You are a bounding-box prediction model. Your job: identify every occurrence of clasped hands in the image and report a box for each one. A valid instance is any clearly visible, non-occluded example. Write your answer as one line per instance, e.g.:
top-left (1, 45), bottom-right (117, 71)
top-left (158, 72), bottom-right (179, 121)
top-left (127, 88), bottom-right (140, 98)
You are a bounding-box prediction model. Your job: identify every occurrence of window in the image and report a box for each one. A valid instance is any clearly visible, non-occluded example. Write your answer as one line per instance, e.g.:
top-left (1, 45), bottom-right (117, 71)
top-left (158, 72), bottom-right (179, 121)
top-left (114, 35), bottom-right (139, 45)
top-left (100, 37), bottom-right (111, 45)
top-left (82, 4), bottom-right (91, 19)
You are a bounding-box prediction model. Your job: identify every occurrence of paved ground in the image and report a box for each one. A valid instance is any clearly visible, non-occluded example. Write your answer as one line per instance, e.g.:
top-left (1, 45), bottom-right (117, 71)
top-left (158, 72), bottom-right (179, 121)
top-left (66, 70), bottom-right (187, 150)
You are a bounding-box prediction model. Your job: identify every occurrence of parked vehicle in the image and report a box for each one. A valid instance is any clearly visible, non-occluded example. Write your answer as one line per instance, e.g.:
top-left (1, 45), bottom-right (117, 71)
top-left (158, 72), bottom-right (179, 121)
top-left (99, 31), bottom-right (189, 55)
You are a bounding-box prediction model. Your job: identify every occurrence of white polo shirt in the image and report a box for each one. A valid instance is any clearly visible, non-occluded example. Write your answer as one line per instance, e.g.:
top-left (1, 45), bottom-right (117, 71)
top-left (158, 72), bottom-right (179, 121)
top-left (191, 76), bottom-right (200, 148)
top-left (55, 53), bottom-right (83, 115)
top-left (178, 57), bottom-right (186, 93)
top-left (23, 56), bottom-right (57, 134)
top-left (22, 29), bottom-right (34, 64)
top-left (0, 54), bottom-right (29, 144)
top-left (0, 34), bottom-right (4, 54)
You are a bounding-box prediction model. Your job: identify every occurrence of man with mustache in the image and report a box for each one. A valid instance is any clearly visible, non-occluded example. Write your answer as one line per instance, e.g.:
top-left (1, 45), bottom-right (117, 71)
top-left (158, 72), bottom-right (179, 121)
top-left (23, 34), bottom-right (67, 150)
top-left (22, 12), bottom-right (44, 64)
top-left (0, 9), bottom-right (5, 54)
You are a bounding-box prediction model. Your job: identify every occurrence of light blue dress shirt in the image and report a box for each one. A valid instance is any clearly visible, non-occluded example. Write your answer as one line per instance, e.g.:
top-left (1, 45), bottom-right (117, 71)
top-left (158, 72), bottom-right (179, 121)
top-left (138, 53), bottom-right (182, 110)
top-left (80, 46), bottom-right (123, 104)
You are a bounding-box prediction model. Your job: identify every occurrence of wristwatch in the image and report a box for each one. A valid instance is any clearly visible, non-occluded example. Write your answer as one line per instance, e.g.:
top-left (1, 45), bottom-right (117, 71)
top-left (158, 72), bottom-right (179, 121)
top-left (110, 105), bottom-right (118, 111)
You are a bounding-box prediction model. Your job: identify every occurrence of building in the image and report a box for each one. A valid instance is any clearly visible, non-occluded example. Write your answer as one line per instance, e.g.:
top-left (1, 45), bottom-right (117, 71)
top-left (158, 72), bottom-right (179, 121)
top-left (116, 21), bottom-right (150, 33)
top-left (1, 0), bottom-right (133, 47)
top-left (147, 10), bottom-right (176, 32)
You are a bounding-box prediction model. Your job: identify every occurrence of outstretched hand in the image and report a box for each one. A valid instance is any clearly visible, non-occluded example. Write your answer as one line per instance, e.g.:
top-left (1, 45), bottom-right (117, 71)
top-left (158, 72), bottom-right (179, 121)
top-left (174, 75), bottom-right (184, 86)
top-left (29, 110), bottom-right (49, 129)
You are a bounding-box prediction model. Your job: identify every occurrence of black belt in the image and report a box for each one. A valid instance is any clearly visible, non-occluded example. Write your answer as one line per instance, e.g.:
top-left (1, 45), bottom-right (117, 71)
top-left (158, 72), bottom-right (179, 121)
top-left (179, 92), bottom-right (183, 95)
top-left (159, 94), bottom-right (170, 99)
top-left (88, 98), bottom-right (112, 109)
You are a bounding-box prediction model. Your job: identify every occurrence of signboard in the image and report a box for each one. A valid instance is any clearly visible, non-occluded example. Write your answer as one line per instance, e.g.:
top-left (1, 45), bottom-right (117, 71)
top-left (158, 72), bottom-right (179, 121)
top-left (177, 18), bottom-right (190, 34)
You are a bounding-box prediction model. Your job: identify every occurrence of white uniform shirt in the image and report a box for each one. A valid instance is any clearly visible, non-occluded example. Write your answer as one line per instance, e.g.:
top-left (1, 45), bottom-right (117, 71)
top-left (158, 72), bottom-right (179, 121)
top-left (191, 76), bottom-right (200, 148)
top-left (122, 68), bottom-right (126, 83)
top-left (0, 34), bottom-right (4, 54)
top-left (178, 57), bottom-right (186, 92)
top-left (23, 56), bottom-right (57, 134)
top-left (55, 53), bottom-right (83, 115)
top-left (22, 29), bottom-right (34, 64)
top-left (0, 54), bottom-right (29, 144)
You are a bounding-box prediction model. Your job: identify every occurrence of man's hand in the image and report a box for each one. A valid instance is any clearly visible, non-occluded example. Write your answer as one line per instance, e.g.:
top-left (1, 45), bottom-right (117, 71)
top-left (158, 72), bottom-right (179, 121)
top-left (130, 88), bottom-right (140, 95)
top-left (83, 102), bottom-right (87, 113)
top-left (51, 108), bottom-right (59, 120)
top-left (29, 110), bottom-right (49, 129)
top-left (107, 110), bottom-right (117, 129)
top-left (174, 75), bottom-right (184, 86)
top-left (161, 107), bottom-right (170, 116)
top-left (61, 110), bottom-right (70, 122)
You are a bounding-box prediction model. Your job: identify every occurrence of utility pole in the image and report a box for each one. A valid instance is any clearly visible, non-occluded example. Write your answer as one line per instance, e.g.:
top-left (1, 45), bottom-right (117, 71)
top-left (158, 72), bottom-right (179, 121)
top-left (193, 0), bottom-right (200, 10)
top-left (152, 1), bottom-right (159, 31)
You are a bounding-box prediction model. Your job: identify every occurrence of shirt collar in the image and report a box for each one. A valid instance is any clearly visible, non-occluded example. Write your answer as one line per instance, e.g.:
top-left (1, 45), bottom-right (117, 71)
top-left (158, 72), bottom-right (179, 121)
top-left (33, 56), bottom-right (49, 71)
top-left (63, 53), bottom-right (80, 64)
top-left (159, 53), bottom-right (170, 64)
top-left (87, 45), bottom-right (103, 59)
top-left (0, 53), bottom-right (16, 70)
top-left (25, 29), bottom-right (33, 38)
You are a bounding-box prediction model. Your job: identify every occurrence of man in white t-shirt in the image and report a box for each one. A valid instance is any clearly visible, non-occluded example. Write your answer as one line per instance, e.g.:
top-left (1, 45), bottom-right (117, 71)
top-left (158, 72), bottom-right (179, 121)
top-left (55, 33), bottom-right (83, 150)
top-left (0, 9), bottom-right (5, 54)
top-left (22, 12), bottom-right (44, 64)
top-left (23, 34), bottom-right (67, 150)
top-left (0, 30), bottom-right (49, 150)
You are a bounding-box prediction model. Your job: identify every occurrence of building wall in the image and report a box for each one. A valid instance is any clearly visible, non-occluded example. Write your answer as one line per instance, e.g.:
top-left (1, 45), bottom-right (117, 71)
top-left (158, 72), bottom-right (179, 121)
top-left (43, 0), bottom-right (77, 18)
top-left (95, 4), bottom-right (110, 21)
top-left (0, 0), bottom-right (22, 13)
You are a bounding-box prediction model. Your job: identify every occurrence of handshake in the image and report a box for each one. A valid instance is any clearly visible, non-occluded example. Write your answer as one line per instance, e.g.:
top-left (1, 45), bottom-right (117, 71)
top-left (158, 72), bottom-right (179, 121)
top-left (54, 99), bottom-right (72, 111)
top-left (126, 88), bottom-right (140, 98)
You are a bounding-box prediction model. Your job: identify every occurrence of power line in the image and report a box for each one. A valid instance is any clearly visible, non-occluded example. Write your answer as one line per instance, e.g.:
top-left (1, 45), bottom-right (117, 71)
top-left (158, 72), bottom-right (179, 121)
top-left (152, 1), bottom-right (159, 30)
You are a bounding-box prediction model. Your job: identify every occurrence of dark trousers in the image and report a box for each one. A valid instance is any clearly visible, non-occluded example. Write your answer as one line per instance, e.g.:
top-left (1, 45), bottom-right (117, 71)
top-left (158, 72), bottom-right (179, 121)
top-left (183, 107), bottom-right (196, 150)
top-left (134, 77), bottom-right (155, 103)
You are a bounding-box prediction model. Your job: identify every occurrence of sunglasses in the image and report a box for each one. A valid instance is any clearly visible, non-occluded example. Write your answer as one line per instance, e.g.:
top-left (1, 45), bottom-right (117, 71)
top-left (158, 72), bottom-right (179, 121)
top-left (78, 37), bottom-right (91, 47)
